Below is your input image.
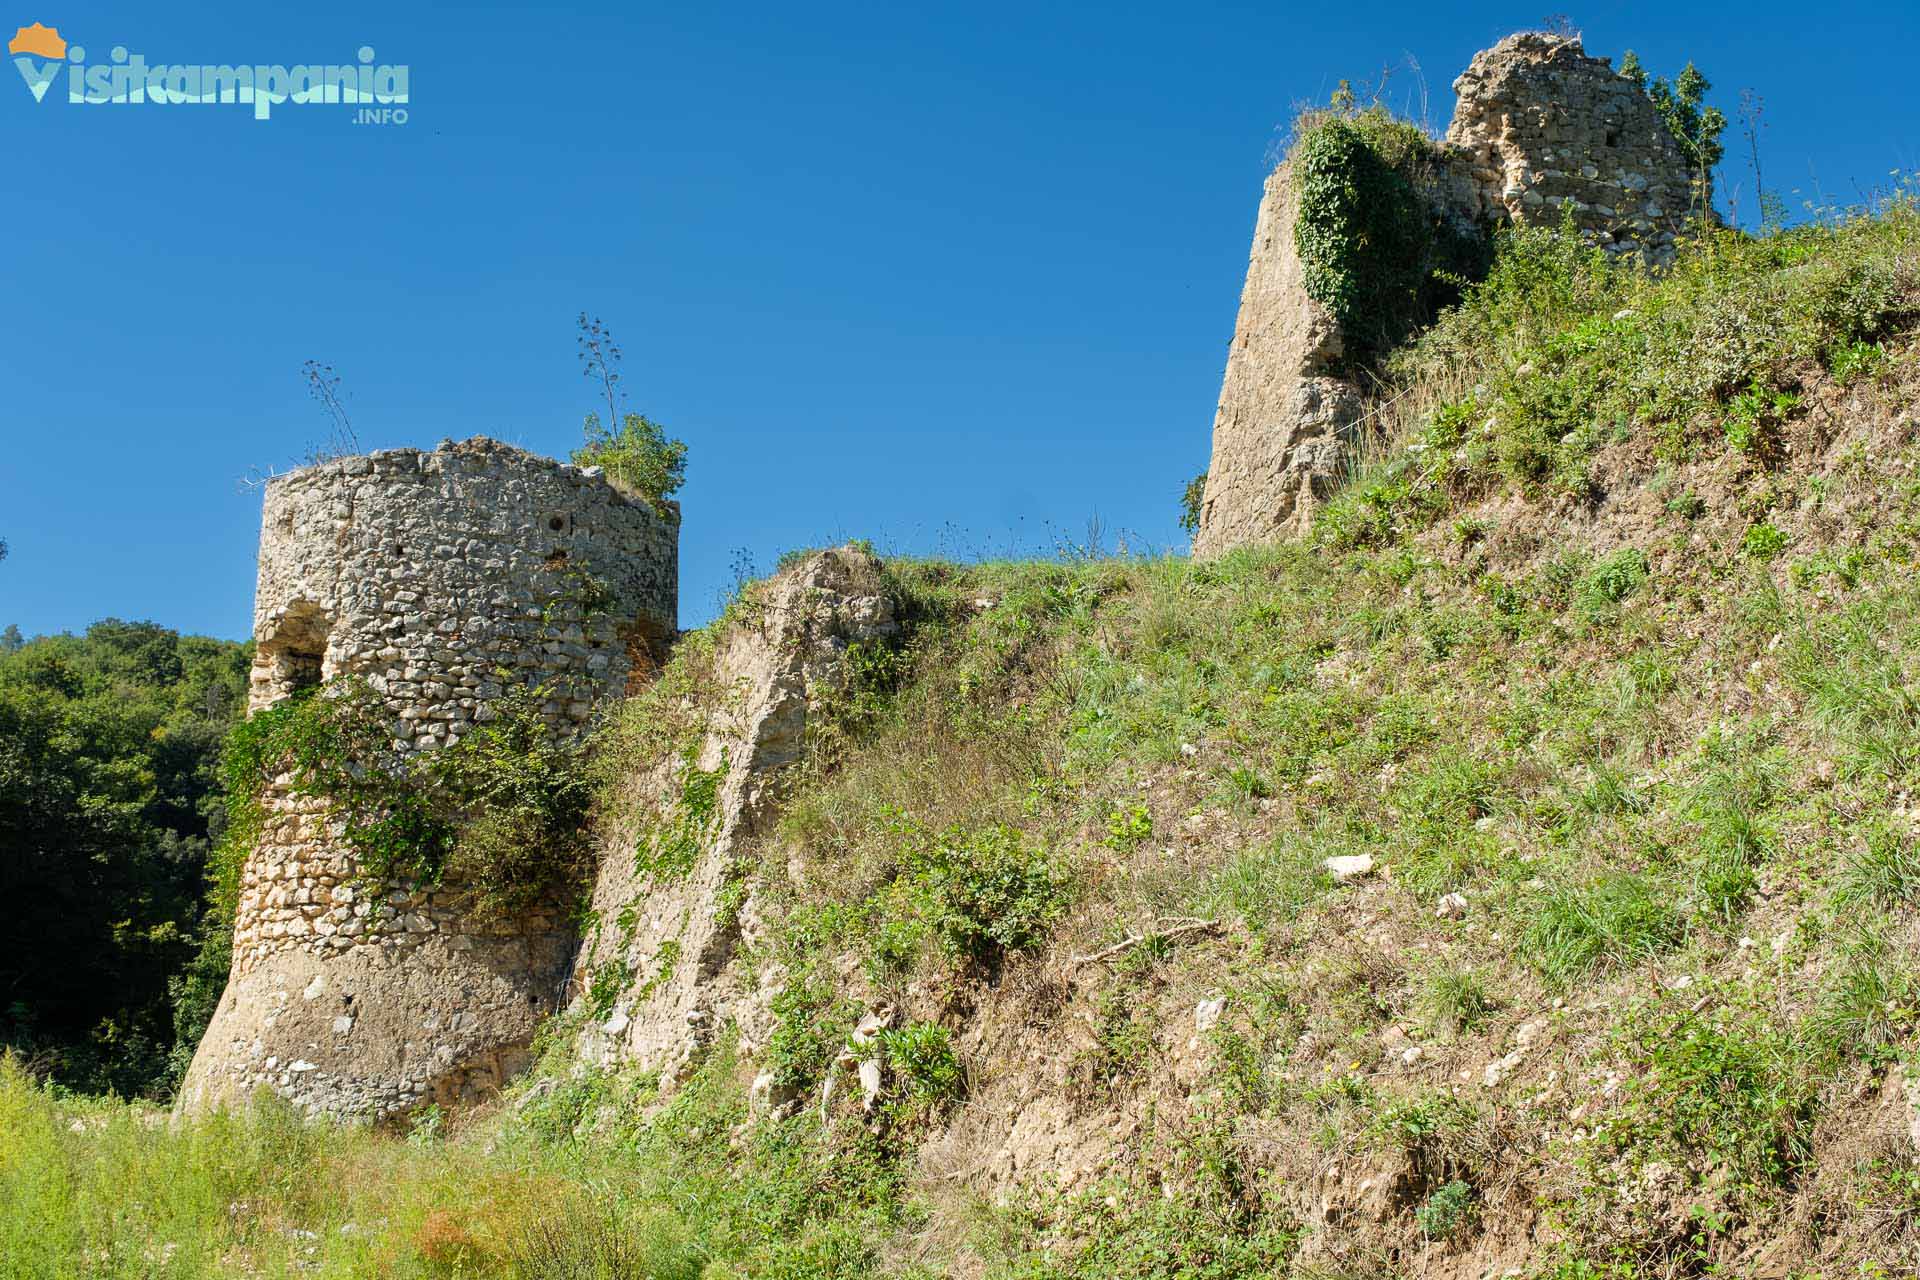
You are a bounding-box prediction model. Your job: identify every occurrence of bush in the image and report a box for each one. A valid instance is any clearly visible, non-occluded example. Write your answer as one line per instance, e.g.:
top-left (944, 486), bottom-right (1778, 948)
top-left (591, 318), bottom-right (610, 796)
top-left (573, 412), bottom-right (688, 513)
top-left (875, 1022), bottom-right (963, 1109)
top-left (1742, 522), bottom-right (1788, 560)
top-left (1601, 991), bottom-right (1817, 1205)
top-left (887, 819), bottom-right (1068, 967)
top-left (1577, 548), bottom-right (1650, 618)
top-left (1415, 1180), bottom-right (1476, 1240)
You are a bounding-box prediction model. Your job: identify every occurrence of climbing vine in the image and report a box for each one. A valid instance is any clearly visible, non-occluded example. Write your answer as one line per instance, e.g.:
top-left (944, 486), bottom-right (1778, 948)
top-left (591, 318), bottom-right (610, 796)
top-left (1290, 106), bottom-right (1490, 367)
top-left (218, 677), bottom-right (595, 923)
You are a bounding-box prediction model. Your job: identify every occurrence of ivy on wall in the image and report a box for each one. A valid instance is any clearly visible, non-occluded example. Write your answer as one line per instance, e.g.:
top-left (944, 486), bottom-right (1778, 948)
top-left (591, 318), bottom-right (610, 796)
top-left (213, 678), bottom-right (595, 924)
top-left (1291, 108), bottom-right (1490, 368)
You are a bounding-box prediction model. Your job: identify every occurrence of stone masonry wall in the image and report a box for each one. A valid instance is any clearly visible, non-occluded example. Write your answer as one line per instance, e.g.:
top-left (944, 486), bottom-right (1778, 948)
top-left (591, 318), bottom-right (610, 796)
top-left (1194, 32), bottom-right (1701, 556)
top-left (1190, 165), bottom-right (1365, 554)
top-left (179, 437), bottom-right (679, 1120)
top-left (1446, 33), bottom-right (1698, 262)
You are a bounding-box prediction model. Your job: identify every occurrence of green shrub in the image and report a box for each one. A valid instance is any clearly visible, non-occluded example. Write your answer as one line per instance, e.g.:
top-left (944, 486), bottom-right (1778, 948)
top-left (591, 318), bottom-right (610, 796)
top-left (765, 979), bottom-right (858, 1093)
top-left (875, 1022), bottom-right (963, 1109)
top-left (882, 818), bottom-right (1068, 967)
top-left (1828, 339), bottom-right (1885, 386)
top-left (1601, 991), bottom-right (1816, 1203)
top-left (1103, 802), bottom-right (1153, 851)
top-left (1577, 548), bottom-right (1650, 618)
top-left (574, 411), bottom-right (688, 513)
top-left (1619, 53), bottom-right (1725, 215)
top-left (1415, 1179), bottom-right (1476, 1240)
top-left (1723, 380), bottom-right (1799, 455)
top-left (1742, 522), bottom-right (1788, 560)
top-left (1179, 473), bottom-right (1207, 535)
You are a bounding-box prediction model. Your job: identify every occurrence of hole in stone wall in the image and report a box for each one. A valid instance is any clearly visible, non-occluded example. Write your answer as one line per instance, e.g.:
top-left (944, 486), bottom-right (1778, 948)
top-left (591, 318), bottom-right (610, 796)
top-left (257, 600), bottom-right (333, 706)
top-left (548, 515), bottom-right (566, 532)
top-left (1605, 129), bottom-right (1619, 148)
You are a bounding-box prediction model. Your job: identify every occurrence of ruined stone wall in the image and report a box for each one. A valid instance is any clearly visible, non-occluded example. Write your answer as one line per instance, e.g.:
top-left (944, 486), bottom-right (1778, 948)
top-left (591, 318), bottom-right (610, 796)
top-left (1190, 165), bottom-right (1365, 554)
top-left (1447, 33), bottom-right (1698, 261)
top-left (179, 437), bottom-right (679, 1120)
top-left (1194, 32), bottom-right (1702, 556)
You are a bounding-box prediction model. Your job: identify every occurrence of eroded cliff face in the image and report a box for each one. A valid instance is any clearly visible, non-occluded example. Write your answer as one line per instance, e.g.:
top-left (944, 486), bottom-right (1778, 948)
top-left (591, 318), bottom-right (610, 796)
top-left (569, 546), bottom-right (900, 1081)
top-left (1194, 33), bottom-right (1701, 558)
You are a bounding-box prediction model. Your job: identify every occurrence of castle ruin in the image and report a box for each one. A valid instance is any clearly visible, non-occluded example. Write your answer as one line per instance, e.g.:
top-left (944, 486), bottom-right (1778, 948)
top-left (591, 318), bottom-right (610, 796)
top-left (178, 438), bottom-right (677, 1119)
top-left (1193, 33), bottom-right (1700, 555)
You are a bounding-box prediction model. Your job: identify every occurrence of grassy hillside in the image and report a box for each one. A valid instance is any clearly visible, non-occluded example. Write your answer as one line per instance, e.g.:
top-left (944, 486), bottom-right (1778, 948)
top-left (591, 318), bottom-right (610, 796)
top-left (6, 195), bottom-right (1920, 1278)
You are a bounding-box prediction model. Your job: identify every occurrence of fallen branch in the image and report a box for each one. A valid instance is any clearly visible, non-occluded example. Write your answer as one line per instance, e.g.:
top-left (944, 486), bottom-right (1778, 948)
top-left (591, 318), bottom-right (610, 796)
top-left (1071, 918), bottom-right (1221, 968)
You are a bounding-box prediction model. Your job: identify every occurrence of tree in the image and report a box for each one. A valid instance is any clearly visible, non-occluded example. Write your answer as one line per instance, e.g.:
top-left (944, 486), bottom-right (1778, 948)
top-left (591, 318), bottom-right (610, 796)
top-left (1620, 52), bottom-right (1727, 219)
top-left (569, 314), bottom-right (688, 513)
top-left (0, 622), bottom-right (248, 1096)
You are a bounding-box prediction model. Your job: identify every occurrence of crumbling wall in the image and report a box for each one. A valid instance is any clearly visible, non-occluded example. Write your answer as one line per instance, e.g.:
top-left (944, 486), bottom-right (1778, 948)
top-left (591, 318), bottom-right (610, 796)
top-left (1190, 165), bottom-right (1366, 554)
top-left (179, 438), bottom-right (678, 1120)
top-left (1447, 33), bottom-right (1698, 262)
top-left (1194, 32), bottom-right (1701, 556)
top-left (568, 546), bottom-right (899, 1084)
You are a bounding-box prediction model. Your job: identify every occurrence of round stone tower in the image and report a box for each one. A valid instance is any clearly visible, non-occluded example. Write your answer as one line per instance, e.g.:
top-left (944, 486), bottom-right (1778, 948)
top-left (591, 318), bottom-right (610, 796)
top-left (179, 437), bottom-right (678, 1120)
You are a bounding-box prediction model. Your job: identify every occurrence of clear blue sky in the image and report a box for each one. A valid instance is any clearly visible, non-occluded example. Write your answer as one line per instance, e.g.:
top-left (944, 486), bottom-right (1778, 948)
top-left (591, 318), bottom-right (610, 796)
top-left (4, 2), bottom-right (1915, 639)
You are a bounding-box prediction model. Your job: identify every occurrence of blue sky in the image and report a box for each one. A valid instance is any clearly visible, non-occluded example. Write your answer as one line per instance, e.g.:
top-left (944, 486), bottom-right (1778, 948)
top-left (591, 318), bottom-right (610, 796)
top-left (3, 2), bottom-right (1915, 639)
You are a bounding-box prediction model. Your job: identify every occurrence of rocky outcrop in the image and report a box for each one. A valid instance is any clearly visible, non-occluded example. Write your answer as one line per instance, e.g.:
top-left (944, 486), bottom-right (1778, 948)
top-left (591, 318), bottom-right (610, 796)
top-left (178, 439), bottom-right (678, 1120)
top-left (570, 545), bottom-right (900, 1080)
top-left (1194, 32), bottom-right (1702, 558)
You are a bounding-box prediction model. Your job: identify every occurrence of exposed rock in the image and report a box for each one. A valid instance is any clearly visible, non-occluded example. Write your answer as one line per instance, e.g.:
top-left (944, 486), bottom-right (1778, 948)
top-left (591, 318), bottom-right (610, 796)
top-left (1435, 891), bottom-right (1470, 919)
top-left (573, 546), bottom-right (900, 1083)
top-left (1323, 853), bottom-right (1376, 883)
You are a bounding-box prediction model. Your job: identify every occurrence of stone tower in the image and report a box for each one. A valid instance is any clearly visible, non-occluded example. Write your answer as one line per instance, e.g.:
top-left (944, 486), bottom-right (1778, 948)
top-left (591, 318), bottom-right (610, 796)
top-left (178, 437), bottom-right (678, 1119)
top-left (1192, 33), bottom-right (1700, 556)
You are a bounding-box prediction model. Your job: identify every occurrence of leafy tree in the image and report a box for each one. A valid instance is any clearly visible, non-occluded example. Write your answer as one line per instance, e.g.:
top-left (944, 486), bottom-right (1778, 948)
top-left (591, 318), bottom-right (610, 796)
top-left (0, 621), bottom-right (247, 1096)
top-left (1620, 52), bottom-right (1727, 217)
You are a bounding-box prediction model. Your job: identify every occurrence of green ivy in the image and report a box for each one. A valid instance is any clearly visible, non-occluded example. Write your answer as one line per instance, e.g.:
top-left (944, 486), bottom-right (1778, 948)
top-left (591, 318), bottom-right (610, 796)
top-left (632, 744), bottom-right (728, 881)
top-left (1290, 108), bottom-right (1489, 366)
top-left (217, 677), bottom-right (595, 923)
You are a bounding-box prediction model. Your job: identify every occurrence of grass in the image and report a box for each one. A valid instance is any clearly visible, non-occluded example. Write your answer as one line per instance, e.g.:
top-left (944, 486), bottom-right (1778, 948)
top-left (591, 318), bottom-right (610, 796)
top-left (22, 190), bottom-right (1920, 1280)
